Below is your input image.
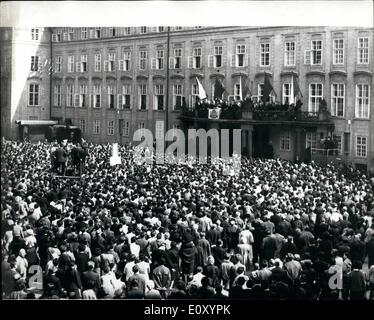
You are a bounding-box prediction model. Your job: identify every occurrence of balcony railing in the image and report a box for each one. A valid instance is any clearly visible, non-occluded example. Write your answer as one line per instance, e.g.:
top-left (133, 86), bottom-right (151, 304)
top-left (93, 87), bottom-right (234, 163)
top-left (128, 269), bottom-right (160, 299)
top-left (180, 101), bottom-right (331, 122)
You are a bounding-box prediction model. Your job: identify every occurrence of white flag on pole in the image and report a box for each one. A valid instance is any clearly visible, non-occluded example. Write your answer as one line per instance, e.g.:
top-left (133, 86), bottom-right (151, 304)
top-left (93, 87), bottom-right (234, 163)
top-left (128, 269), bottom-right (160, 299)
top-left (196, 77), bottom-right (207, 100)
top-left (289, 75), bottom-right (295, 105)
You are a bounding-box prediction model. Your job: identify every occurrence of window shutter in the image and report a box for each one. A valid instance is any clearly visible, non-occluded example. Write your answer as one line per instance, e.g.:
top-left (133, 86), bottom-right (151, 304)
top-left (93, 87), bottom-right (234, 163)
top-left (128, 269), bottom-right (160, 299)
top-left (222, 51), bottom-right (227, 67)
top-left (119, 60), bottom-right (124, 71)
top-left (89, 29), bottom-right (95, 38)
top-left (52, 34), bottom-right (57, 42)
top-left (208, 55), bottom-right (214, 67)
top-left (151, 58), bottom-right (157, 69)
top-left (89, 94), bottom-right (93, 108)
top-left (104, 60), bottom-right (109, 72)
top-left (244, 54), bottom-right (248, 67)
top-left (74, 94), bottom-right (80, 107)
top-left (76, 62), bottom-right (81, 73)
top-left (188, 56), bottom-right (193, 69)
top-left (304, 50), bottom-right (311, 65)
top-left (231, 54), bottom-right (236, 67)
top-left (169, 57), bottom-right (175, 69)
top-left (189, 95), bottom-right (193, 108)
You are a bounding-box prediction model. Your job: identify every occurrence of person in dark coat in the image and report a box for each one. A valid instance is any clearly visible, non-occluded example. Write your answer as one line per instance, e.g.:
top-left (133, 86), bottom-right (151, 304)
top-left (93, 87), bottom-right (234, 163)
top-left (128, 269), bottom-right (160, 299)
top-left (261, 231), bottom-right (277, 261)
top-left (366, 237), bottom-right (374, 268)
top-left (82, 261), bottom-right (101, 292)
top-left (166, 241), bottom-right (180, 281)
top-left (179, 235), bottom-right (198, 281)
top-left (63, 261), bottom-right (83, 298)
top-left (55, 144), bottom-right (68, 176)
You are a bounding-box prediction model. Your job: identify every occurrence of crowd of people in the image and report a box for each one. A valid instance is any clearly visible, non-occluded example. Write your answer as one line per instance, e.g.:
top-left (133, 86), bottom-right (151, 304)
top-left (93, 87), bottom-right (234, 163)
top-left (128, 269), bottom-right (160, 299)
top-left (1, 137), bottom-right (374, 300)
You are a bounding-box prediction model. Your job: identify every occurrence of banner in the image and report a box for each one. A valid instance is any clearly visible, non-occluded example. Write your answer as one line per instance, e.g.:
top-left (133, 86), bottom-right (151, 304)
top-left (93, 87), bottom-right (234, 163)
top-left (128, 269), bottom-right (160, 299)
top-left (208, 108), bottom-right (221, 119)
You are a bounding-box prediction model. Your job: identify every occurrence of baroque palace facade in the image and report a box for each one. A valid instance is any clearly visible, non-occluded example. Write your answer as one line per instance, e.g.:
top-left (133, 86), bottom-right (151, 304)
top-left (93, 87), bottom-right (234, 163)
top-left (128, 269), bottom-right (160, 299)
top-left (0, 26), bottom-right (373, 173)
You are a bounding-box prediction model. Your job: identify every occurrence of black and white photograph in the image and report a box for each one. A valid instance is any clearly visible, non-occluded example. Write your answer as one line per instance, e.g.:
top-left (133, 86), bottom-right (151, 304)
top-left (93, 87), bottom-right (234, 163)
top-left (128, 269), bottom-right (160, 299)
top-left (1, 0), bottom-right (373, 310)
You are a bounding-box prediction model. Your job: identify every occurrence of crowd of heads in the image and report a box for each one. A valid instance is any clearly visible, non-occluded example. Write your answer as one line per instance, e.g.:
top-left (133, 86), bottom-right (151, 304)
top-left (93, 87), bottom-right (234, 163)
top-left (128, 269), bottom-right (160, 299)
top-left (1, 137), bottom-right (374, 300)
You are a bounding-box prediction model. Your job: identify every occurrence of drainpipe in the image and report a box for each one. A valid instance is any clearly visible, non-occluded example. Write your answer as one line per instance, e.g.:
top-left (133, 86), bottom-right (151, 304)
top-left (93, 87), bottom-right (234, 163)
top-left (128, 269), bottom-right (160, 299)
top-left (165, 26), bottom-right (170, 141)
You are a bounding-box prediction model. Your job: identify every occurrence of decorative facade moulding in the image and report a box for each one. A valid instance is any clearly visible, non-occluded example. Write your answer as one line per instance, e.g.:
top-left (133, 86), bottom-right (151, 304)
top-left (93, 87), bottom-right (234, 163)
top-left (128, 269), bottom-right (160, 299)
top-left (231, 72), bottom-right (249, 78)
top-left (105, 75), bottom-right (117, 81)
top-left (27, 76), bottom-right (43, 81)
top-left (170, 74), bottom-right (185, 80)
top-left (209, 73), bottom-right (225, 79)
top-left (328, 70), bottom-right (347, 77)
top-left (120, 75), bottom-right (133, 81)
top-left (353, 70), bottom-right (372, 78)
top-left (52, 76), bottom-right (63, 81)
top-left (305, 70), bottom-right (325, 77)
top-left (65, 76), bottom-right (75, 81)
top-left (136, 75), bottom-right (149, 80)
top-left (91, 76), bottom-right (102, 81)
top-left (78, 76), bottom-right (89, 81)
top-left (255, 71), bottom-right (273, 78)
top-left (152, 74), bottom-right (166, 81)
top-left (280, 70), bottom-right (299, 77)
top-left (189, 73), bottom-right (204, 79)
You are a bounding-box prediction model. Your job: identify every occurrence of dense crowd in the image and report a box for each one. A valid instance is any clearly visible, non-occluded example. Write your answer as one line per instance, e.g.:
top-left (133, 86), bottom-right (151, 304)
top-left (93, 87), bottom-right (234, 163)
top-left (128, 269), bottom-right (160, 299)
top-left (1, 138), bottom-right (374, 300)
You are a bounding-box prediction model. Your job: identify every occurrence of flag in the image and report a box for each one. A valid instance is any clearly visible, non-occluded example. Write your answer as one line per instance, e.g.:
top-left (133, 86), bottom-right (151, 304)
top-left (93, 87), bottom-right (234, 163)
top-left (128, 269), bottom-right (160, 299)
top-left (263, 71), bottom-right (275, 103)
top-left (292, 74), bottom-right (303, 98)
top-left (213, 77), bottom-right (225, 100)
top-left (240, 76), bottom-right (251, 100)
top-left (196, 77), bottom-right (207, 100)
top-left (289, 75), bottom-right (295, 105)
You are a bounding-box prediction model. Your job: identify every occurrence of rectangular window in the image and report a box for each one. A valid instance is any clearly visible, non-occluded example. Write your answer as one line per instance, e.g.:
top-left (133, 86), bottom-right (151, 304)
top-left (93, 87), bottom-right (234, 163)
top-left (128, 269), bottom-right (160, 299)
top-left (124, 27), bottom-right (131, 35)
top-left (68, 28), bottom-right (74, 41)
top-left (356, 136), bottom-right (367, 157)
top-left (79, 84), bottom-right (87, 107)
top-left (123, 121), bottom-right (130, 137)
top-left (80, 54), bottom-right (87, 72)
top-left (214, 46), bottom-right (223, 68)
top-left (81, 27), bottom-right (87, 40)
top-left (80, 119), bottom-right (86, 133)
top-left (28, 84), bottom-right (39, 106)
top-left (123, 51), bottom-right (131, 71)
top-left (93, 120), bottom-right (101, 134)
top-left (66, 84), bottom-right (74, 107)
top-left (53, 84), bottom-right (61, 106)
top-left (140, 26), bottom-right (147, 34)
top-left (31, 56), bottom-right (39, 71)
top-left (284, 41), bottom-right (296, 66)
top-left (93, 85), bottom-right (101, 108)
top-left (311, 40), bottom-right (322, 65)
top-left (95, 27), bottom-right (101, 38)
top-left (280, 132), bottom-right (291, 151)
top-left (68, 55), bottom-right (74, 73)
top-left (139, 84), bottom-right (147, 110)
top-left (109, 27), bottom-right (116, 37)
top-left (120, 85), bottom-right (131, 109)
top-left (55, 56), bottom-right (62, 73)
top-left (172, 48), bottom-right (182, 69)
top-left (260, 43), bottom-right (270, 66)
top-left (191, 83), bottom-right (200, 107)
top-left (234, 83), bottom-right (241, 101)
top-left (282, 83), bottom-right (292, 104)
top-left (108, 53), bottom-right (115, 72)
top-left (153, 50), bottom-right (164, 70)
top-left (306, 132), bottom-right (317, 154)
top-left (308, 83), bottom-right (323, 112)
top-left (331, 83), bottom-right (345, 117)
top-left (107, 85), bottom-right (115, 109)
top-left (31, 28), bottom-right (39, 41)
top-left (333, 39), bottom-right (344, 65)
top-left (107, 120), bottom-right (115, 135)
top-left (94, 54), bottom-right (101, 72)
top-left (355, 84), bottom-right (370, 118)
top-left (173, 84), bottom-right (183, 110)
top-left (158, 26), bottom-right (164, 32)
top-left (139, 51), bottom-right (147, 70)
top-left (175, 27), bottom-right (183, 31)
top-left (193, 47), bottom-right (202, 68)
top-left (154, 84), bottom-right (164, 110)
top-left (56, 29), bottom-right (62, 42)
top-left (233, 44), bottom-right (247, 67)
top-left (358, 37), bottom-right (369, 64)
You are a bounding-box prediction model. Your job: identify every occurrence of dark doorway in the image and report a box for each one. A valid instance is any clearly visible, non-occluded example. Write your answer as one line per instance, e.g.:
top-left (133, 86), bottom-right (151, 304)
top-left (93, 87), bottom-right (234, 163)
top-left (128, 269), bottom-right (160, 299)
top-left (253, 126), bottom-right (273, 159)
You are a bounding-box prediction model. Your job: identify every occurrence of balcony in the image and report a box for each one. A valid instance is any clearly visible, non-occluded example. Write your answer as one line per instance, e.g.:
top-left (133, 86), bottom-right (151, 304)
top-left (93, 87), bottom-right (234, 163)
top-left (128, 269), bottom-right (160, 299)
top-left (180, 100), bottom-right (334, 128)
